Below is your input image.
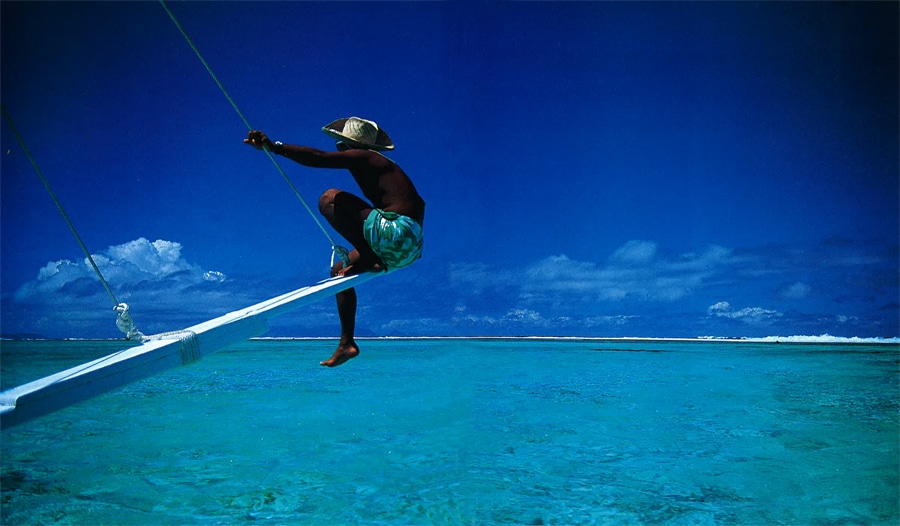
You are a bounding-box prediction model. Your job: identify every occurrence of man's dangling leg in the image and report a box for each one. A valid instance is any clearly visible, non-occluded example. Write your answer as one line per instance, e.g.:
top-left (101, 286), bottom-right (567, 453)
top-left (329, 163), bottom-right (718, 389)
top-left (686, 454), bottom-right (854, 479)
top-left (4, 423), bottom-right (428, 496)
top-left (320, 287), bottom-right (360, 367)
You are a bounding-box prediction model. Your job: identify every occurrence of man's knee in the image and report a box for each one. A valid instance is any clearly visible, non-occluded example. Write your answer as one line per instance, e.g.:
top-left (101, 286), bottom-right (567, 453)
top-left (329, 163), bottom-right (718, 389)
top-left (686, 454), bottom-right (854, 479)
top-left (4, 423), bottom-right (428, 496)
top-left (319, 188), bottom-right (340, 216)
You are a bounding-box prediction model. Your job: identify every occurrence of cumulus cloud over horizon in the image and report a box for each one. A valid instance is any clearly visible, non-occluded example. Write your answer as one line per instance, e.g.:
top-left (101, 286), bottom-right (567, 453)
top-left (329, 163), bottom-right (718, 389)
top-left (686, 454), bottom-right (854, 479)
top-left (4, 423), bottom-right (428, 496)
top-left (441, 238), bottom-right (898, 337)
top-left (519, 242), bottom-right (739, 304)
top-left (436, 240), bottom-right (747, 335)
top-left (3, 237), bottom-right (897, 339)
top-left (14, 238), bottom-right (226, 303)
top-left (4, 238), bottom-right (252, 338)
top-left (707, 301), bottom-right (783, 325)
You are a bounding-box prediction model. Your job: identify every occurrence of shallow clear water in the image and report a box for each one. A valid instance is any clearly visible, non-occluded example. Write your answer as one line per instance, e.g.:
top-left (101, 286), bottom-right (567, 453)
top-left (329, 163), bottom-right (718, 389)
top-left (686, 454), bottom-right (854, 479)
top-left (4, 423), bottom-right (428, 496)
top-left (2, 338), bottom-right (898, 524)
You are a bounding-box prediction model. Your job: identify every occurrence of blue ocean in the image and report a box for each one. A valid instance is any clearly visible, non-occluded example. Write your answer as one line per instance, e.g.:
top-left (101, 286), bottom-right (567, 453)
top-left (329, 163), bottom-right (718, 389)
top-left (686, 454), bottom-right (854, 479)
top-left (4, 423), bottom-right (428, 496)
top-left (1, 338), bottom-right (898, 525)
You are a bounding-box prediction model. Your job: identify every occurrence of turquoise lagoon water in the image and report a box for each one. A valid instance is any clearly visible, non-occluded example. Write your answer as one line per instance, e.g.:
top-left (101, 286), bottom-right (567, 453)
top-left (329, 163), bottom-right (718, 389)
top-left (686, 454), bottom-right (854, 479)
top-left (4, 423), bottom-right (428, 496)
top-left (1, 338), bottom-right (898, 525)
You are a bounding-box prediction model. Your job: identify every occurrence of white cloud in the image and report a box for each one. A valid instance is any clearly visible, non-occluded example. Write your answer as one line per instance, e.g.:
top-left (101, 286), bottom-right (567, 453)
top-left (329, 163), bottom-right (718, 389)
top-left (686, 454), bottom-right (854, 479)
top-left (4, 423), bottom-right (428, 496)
top-left (707, 301), bottom-right (782, 324)
top-left (443, 307), bottom-right (640, 334)
top-left (104, 238), bottom-right (191, 276)
top-left (25, 259), bottom-right (91, 299)
top-left (444, 240), bottom-right (746, 334)
top-left (519, 242), bottom-right (737, 303)
top-left (8, 238), bottom-right (240, 337)
top-left (583, 315), bottom-right (639, 327)
top-left (204, 271), bottom-right (227, 283)
top-left (502, 308), bottom-right (544, 323)
top-left (10, 236), bottom-right (893, 339)
top-left (441, 238), bottom-right (897, 337)
top-left (15, 238), bottom-right (224, 303)
top-left (610, 240), bottom-right (657, 263)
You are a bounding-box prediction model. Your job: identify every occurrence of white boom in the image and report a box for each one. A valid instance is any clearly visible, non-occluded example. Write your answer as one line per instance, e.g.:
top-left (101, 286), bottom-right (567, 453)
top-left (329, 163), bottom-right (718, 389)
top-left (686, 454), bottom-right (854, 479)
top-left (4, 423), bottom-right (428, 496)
top-left (0, 272), bottom-right (378, 429)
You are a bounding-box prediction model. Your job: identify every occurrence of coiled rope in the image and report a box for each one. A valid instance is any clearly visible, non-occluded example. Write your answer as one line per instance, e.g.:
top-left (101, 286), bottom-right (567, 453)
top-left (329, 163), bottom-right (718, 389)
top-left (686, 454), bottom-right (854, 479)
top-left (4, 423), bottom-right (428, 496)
top-left (1, 104), bottom-right (143, 340)
top-left (159, 1), bottom-right (348, 266)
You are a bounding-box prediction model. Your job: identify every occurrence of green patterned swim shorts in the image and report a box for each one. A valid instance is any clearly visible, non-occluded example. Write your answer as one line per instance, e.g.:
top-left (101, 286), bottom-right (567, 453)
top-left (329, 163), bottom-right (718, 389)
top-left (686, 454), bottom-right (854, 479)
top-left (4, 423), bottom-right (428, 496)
top-left (363, 209), bottom-right (423, 271)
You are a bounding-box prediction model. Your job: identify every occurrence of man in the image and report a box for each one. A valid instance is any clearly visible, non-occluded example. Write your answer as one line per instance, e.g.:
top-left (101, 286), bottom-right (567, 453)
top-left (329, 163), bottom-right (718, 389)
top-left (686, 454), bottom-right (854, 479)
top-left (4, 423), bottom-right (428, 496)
top-left (244, 117), bottom-right (425, 367)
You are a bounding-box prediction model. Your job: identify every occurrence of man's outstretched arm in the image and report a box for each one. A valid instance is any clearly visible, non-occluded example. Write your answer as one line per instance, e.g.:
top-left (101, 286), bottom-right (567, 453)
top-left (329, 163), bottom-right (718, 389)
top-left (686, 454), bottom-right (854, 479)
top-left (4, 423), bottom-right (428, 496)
top-left (244, 130), bottom-right (378, 170)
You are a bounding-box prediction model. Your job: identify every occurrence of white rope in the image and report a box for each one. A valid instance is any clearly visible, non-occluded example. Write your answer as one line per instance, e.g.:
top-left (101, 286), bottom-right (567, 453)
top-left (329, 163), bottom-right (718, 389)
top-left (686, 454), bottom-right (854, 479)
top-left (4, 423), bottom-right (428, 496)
top-left (140, 329), bottom-right (200, 364)
top-left (114, 303), bottom-right (145, 341)
top-left (178, 331), bottom-right (201, 365)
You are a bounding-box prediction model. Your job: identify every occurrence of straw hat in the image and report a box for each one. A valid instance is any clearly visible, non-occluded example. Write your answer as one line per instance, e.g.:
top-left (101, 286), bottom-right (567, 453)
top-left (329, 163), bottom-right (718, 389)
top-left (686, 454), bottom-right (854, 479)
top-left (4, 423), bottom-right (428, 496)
top-left (322, 117), bottom-right (394, 151)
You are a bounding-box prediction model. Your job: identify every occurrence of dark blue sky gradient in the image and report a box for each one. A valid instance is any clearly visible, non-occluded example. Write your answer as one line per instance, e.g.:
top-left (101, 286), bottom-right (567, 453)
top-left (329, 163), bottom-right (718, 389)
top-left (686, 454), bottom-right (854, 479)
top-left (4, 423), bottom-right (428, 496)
top-left (2, 2), bottom-right (897, 338)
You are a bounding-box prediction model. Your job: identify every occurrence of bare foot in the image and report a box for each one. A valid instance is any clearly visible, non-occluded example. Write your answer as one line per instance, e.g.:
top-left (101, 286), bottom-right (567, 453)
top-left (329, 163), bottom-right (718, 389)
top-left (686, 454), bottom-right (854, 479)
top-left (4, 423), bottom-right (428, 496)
top-left (331, 256), bottom-right (383, 278)
top-left (336, 261), bottom-right (383, 277)
top-left (320, 341), bottom-right (359, 367)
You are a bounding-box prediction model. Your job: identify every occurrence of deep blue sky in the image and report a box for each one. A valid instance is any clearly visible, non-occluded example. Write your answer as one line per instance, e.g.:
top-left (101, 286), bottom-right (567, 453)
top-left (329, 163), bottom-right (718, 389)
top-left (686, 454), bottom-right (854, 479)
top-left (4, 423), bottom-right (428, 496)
top-left (2, 1), bottom-right (897, 339)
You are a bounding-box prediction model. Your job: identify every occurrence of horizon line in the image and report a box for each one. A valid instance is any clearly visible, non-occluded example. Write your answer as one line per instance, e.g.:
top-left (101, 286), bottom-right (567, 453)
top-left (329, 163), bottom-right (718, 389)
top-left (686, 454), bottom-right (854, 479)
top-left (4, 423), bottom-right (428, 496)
top-left (2, 335), bottom-right (898, 344)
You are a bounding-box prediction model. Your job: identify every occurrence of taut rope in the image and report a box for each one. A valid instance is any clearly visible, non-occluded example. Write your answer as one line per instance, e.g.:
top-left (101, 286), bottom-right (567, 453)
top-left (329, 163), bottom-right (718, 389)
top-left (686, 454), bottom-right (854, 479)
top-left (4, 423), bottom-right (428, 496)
top-left (159, 1), bottom-right (348, 266)
top-left (1, 104), bottom-right (143, 340)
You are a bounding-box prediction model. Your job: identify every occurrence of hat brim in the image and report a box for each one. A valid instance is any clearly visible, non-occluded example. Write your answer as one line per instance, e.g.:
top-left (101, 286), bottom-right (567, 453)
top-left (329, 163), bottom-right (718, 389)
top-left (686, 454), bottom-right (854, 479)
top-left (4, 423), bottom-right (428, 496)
top-left (322, 118), bottom-right (394, 151)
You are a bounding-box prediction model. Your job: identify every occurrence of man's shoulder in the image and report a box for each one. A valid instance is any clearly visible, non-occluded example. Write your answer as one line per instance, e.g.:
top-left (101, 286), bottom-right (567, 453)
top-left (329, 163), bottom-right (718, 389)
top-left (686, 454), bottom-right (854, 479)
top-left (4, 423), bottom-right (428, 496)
top-left (355, 149), bottom-right (398, 169)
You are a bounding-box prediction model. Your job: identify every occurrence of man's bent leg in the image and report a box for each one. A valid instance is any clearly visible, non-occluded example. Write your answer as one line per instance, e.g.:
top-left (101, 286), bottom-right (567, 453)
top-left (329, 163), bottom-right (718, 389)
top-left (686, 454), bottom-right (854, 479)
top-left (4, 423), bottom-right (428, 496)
top-left (318, 189), bottom-right (383, 273)
top-left (320, 287), bottom-right (360, 367)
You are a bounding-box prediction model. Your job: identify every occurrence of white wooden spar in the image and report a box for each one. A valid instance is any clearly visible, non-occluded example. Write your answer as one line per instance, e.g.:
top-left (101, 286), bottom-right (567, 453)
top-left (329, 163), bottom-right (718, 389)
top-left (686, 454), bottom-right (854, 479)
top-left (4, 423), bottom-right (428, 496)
top-left (0, 272), bottom-right (378, 429)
